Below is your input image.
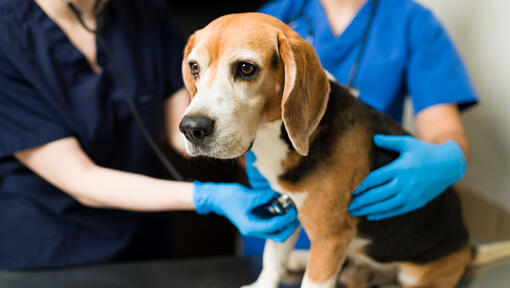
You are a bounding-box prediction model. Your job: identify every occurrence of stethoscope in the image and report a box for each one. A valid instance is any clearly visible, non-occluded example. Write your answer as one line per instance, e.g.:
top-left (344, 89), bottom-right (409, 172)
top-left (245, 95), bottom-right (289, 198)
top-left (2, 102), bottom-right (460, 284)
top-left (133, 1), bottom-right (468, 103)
top-left (288, 0), bottom-right (380, 97)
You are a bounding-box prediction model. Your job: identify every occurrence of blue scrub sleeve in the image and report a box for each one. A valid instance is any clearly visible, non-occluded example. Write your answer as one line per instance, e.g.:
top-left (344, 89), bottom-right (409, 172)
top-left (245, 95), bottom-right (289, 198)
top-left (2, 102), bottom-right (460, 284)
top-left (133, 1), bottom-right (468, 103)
top-left (0, 51), bottom-right (72, 159)
top-left (258, 0), bottom-right (307, 22)
top-left (407, 7), bottom-right (478, 115)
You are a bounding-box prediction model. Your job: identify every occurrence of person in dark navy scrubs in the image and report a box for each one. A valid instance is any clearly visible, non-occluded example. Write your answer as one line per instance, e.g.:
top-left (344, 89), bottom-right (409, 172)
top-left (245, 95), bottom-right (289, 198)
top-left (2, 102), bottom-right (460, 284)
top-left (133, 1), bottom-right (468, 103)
top-left (244, 0), bottom-right (478, 255)
top-left (0, 0), bottom-right (299, 269)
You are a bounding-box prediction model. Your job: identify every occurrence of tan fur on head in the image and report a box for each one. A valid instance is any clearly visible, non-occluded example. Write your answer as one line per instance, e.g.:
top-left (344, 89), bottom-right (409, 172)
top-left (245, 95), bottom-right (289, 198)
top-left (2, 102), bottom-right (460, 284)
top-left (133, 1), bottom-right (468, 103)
top-left (179, 12), bottom-right (329, 158)
top-left (182, 33), bottom-right (197, 97)
top-left (277, 31), bottom-right (330, 156)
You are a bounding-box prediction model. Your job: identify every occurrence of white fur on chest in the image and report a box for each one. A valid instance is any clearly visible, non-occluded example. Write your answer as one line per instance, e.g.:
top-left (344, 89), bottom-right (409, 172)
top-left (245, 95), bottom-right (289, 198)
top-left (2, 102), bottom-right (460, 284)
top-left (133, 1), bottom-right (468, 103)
top-left (251, 120), bottom-right (308, 208)
top-left (251, 121), bottom-right (287, 191)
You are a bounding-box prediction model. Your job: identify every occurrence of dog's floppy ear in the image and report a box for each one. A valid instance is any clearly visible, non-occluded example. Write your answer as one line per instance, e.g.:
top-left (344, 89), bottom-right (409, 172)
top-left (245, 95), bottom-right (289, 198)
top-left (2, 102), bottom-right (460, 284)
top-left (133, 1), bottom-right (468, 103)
top-left (278, 31), bottom-right (330, 156)
top-left (182, 33), bottom-right (197, 97)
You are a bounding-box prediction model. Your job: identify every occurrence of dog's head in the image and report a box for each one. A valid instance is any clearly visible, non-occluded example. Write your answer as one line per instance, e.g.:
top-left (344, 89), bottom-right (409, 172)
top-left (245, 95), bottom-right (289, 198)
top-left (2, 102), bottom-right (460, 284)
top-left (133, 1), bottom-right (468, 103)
top-left (179, 13), bottom-right (330, 158)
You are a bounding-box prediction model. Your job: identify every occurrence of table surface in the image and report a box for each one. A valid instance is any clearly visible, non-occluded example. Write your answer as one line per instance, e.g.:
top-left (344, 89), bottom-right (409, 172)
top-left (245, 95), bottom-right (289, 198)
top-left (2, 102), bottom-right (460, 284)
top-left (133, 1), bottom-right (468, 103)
top-left (1, 256), bottom-right (509, 288)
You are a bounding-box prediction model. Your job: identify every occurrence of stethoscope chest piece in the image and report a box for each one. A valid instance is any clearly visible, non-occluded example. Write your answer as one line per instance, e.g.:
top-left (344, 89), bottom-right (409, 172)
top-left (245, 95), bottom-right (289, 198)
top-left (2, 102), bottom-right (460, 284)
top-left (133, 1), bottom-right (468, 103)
top-left (268, 194), bottom-right (296, 215)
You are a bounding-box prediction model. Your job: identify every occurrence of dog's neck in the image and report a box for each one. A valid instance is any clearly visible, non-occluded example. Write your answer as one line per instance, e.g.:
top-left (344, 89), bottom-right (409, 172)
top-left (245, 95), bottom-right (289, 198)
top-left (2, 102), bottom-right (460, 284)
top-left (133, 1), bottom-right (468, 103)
top-left (251, 80), bottom-right (356, 193)
top-left (251, 120), bottom-right (289, 193)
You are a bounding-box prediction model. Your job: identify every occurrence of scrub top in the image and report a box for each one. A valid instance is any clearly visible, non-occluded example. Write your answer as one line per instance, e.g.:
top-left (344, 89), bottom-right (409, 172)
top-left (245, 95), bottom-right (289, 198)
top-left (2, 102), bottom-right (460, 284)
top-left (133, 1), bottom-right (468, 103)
top-left (243, 0), bottom-right (478, 255)
top-left (0, 0), bottom-right (184, 269)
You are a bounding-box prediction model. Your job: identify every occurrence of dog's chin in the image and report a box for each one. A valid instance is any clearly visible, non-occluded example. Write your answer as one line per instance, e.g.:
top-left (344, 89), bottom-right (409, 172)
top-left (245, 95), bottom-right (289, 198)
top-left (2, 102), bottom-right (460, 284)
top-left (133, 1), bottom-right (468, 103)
top-left (183, 144), bottom-right (201, 157)
top-left (184, 140), bottom-right (254, 159)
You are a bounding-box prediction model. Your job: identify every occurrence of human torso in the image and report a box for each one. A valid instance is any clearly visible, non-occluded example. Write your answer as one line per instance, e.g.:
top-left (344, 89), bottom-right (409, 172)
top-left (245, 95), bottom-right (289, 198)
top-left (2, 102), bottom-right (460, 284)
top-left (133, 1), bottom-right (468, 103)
top-left (0, 0), bottom-right (182, 268)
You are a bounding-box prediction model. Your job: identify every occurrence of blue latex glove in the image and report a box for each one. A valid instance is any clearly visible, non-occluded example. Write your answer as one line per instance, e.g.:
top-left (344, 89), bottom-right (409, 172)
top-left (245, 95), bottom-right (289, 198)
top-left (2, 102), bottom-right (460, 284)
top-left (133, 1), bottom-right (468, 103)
top-left (245, 151), bottom-right (271, 190)
top-left (194, 153), bottom-right (299, 242)
top-left (348, 135), bottom-right (467, 221)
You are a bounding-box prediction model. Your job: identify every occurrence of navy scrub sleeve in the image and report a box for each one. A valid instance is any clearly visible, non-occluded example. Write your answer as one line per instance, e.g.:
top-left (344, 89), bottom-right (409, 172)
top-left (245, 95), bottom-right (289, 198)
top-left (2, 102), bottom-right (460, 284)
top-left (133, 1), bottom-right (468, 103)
top-left (0, 0), bottom-right (184, 269)
top-left (0, 50), bottom-right (73, 158)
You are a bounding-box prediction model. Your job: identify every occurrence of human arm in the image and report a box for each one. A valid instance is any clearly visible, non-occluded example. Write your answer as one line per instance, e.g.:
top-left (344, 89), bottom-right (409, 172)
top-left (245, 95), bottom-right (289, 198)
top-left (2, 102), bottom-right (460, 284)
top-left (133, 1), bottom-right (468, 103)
top-left (165, 87), bottom-right (189, 155)
top-left (15, 136), bottom-right (298, 241)
top-left (15, 137), bottom-right (195, 211)
top-left (415, 103), bottom-right (469, 160)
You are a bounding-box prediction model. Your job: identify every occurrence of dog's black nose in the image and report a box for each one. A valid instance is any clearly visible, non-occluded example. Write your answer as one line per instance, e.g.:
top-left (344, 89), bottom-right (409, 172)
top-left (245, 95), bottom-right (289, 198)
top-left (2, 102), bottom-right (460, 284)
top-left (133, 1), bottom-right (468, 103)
top-left (179, 115), bottom-right (215, 143)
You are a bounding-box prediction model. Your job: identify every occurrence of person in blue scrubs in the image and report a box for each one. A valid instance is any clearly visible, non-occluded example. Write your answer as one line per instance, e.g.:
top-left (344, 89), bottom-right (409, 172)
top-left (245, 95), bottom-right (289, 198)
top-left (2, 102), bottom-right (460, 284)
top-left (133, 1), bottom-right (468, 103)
top-left (0, 0), bottom-right (299, 269)
top-left (243, 0), bottom-right (478, 254)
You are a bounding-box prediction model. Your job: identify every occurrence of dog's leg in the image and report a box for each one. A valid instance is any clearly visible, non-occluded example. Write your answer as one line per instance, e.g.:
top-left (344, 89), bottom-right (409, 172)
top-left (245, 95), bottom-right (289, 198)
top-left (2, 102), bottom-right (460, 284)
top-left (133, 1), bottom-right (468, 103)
top-left (242, 227), bottom-right (301, 288)
top-left (338, 257), bottom-right (399, 288)
top-left (397, 245), bottom-right (472, 288)
top-left (300, 232), bottom-right (354, 288)
top-left (296, 189), bottom-right (358, 288)
top-left (287, 249), bottom-right (310, 273)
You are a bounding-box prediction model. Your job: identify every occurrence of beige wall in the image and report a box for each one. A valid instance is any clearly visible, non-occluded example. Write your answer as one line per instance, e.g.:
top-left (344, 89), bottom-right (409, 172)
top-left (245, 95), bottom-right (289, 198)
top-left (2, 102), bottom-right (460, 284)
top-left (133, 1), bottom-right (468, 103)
top-left (406, 0), bottom-right (510, 212)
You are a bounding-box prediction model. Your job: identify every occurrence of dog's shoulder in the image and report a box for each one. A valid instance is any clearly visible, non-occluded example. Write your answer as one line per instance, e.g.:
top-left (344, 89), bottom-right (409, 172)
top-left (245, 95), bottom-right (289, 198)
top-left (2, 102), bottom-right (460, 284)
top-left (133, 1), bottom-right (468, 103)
top-left (279, 80), bottom-right (357, 183)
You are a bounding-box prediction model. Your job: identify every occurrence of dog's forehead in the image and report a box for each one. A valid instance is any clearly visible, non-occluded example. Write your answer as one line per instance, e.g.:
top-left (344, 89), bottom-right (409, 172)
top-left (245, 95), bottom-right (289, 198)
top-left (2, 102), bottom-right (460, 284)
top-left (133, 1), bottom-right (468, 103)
top-left (192, 14), bottom-right (284, 61)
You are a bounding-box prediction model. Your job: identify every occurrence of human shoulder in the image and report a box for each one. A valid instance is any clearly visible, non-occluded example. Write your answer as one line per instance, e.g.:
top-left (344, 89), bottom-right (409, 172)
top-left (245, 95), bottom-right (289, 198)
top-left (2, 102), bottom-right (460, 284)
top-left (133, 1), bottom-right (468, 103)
top-left (377, 0), bottom-right (435, 19)
top-left (258, 0), bottom-right (307, 21)
top-left (377, 0), bottom-right (442, 42)
top-left (0, 1), bottom-right (43, 64)
top-left (0, 0), bottom-right (20, 10)
top-left (0, 1), bottom-right (26, 65)
top-left (0, 0), bottom-right (34, 21)
top-left (394, 0), bottom-right (440, 28)
top-left (400, 1), bottom-right (445, 45)
top-left (0, 0), bottom-right (39, 39)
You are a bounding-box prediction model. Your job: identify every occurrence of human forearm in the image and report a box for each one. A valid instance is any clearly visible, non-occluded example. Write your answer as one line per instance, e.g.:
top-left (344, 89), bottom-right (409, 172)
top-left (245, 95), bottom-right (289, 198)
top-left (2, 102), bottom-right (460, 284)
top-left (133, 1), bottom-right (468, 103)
top-left (69, 165), bottom-right (194, 211)
top-left (165, 88), bottom-right (190, 155)
top-left (415, 103), bottom-right (470, 161)
top-left (420, 130), bottom-right (468, 161)
top-left (15, 137), bottom-right (195, 212)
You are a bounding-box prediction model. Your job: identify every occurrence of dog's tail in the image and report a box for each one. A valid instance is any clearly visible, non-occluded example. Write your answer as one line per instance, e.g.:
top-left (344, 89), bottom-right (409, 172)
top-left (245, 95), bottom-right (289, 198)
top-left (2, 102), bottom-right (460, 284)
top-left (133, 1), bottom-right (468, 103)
top-left (471, 240), bottom-right (510, 267)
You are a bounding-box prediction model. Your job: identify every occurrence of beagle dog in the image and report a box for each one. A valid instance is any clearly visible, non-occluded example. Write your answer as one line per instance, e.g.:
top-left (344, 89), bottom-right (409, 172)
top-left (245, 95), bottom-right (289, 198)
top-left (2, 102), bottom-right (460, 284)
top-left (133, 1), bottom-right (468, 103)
top-left (179, 13), bottom-right (510, 288)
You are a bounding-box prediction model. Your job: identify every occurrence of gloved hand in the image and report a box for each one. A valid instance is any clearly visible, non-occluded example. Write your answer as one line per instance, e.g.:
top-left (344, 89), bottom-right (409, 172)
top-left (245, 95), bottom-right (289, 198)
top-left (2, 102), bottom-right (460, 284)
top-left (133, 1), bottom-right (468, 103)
top-left (194, 152), bottom-right (299, 242)
top-left (245, 151), bottom-right (271, 190)
top-left (348, 135), bottom-right (467, 221)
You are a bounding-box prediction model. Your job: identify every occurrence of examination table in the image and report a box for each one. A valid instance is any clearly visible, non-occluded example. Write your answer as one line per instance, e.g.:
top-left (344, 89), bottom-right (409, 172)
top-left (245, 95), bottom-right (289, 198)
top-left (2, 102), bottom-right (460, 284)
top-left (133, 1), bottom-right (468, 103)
top-left (0, 256), bottom-right (509, 288)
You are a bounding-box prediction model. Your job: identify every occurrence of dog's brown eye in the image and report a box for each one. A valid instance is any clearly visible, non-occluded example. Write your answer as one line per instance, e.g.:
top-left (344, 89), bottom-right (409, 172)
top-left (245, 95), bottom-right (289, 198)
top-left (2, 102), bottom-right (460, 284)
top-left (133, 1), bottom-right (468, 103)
top-left (234, 62), bottom-right (258, 81)
top-left (189, 62), bottom-right (200, 79)
top-left (239, 62), bottom-right (256, 76)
